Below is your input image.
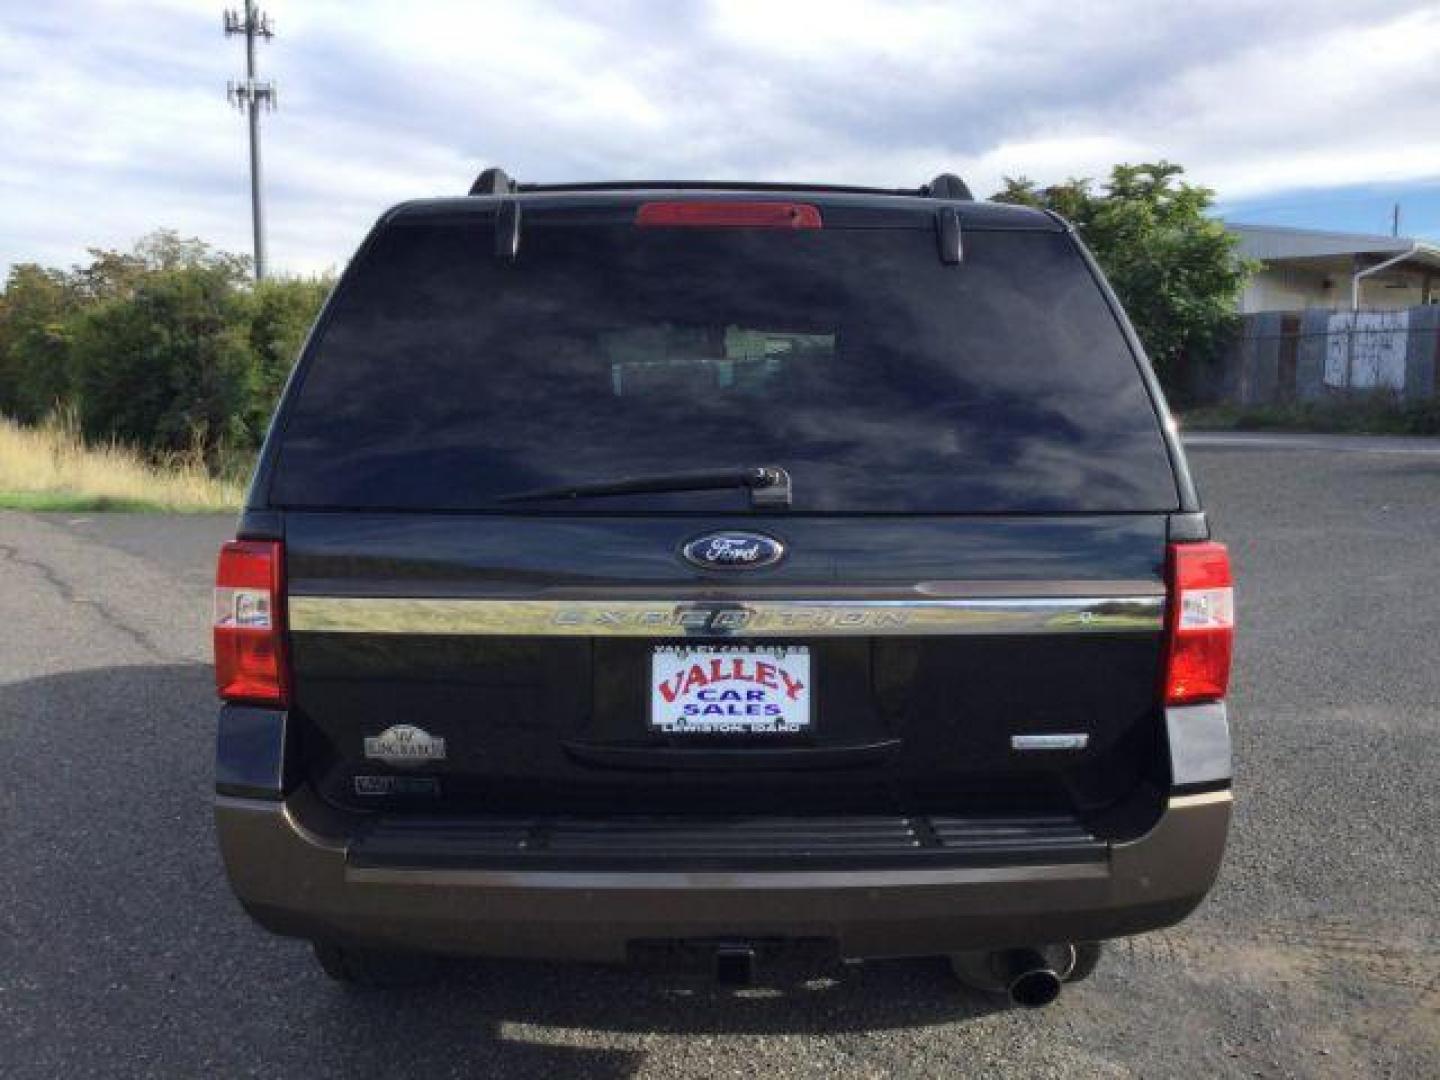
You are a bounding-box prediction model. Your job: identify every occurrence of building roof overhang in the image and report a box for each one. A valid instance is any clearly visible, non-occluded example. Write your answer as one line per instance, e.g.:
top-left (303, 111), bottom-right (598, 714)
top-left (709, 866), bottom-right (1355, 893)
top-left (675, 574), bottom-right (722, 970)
top-left (1225, 222), bottom-right (1440, 267)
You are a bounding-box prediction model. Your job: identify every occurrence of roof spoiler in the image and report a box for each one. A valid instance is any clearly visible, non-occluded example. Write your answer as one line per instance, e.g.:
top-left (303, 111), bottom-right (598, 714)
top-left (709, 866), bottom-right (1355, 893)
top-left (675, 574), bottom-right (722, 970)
top-left (465, 168), bottom-right (975, 201)
top-left (466, 167), bottom-right (969, 265)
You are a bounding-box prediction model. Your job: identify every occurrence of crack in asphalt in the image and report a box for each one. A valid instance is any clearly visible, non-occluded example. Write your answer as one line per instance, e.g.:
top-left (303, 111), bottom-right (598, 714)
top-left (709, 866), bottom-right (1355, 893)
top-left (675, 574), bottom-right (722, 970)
top-left (0, 540), bottom-right (174, 661)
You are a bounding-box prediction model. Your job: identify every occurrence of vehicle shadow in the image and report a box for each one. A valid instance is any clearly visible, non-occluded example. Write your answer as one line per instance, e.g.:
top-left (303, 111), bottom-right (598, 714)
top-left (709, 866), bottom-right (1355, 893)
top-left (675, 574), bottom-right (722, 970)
top-left (2, 663), bottom-right (1005, 1079)
top-left (297, 952), bottom-right (1002, 1079)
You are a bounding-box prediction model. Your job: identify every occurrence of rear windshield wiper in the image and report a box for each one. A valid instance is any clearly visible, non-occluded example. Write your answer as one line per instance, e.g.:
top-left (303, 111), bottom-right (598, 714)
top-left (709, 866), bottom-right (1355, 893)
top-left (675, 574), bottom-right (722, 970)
top-left (495, 465), bottom-right (792, 508)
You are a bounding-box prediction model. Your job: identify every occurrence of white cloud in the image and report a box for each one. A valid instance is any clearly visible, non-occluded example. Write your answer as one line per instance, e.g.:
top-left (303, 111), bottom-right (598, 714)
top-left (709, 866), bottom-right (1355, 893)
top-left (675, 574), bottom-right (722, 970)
top-left (1, 0), bottom-right (1437, 276)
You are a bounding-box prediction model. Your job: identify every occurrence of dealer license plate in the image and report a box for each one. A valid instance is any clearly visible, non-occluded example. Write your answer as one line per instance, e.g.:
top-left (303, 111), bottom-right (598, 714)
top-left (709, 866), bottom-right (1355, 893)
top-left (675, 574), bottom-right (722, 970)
top-left (650, 645), bottom-right (811, 735)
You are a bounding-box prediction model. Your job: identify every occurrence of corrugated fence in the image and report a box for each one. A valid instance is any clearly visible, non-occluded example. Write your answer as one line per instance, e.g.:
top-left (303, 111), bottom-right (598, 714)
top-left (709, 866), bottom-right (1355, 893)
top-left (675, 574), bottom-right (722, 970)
top-left (1203, 306), bottom-right (1440, 405)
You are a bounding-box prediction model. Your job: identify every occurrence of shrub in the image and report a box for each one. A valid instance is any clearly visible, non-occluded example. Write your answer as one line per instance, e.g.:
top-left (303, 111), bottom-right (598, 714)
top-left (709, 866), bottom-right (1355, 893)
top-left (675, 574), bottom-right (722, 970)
top-left (0, 231), bottom-right (332, 472)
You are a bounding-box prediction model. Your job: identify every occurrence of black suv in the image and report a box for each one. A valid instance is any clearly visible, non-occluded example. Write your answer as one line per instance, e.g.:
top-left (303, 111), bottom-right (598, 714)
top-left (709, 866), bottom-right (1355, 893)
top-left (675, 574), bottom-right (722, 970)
top-left (213, 170), bottom-right (1234, 1006)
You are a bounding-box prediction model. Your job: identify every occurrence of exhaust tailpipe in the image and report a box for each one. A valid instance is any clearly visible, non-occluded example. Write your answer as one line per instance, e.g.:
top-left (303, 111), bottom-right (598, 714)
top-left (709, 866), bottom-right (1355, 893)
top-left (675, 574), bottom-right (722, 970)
top-left (994, 948), bottom-right (1063, 1008)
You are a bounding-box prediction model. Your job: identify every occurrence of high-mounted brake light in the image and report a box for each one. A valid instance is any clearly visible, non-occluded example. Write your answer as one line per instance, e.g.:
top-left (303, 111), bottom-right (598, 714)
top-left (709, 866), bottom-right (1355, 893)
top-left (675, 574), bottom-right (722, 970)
top-left (1163, 541), bottom-right (1234, 705)
top-left (214, 540), bottom-right (288, 705)
top-left (635, 201), bottom-right (822, 229)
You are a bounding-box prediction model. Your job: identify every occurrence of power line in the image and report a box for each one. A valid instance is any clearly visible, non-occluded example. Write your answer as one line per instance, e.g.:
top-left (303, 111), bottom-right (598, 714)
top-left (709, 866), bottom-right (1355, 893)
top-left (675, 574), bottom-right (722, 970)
top-left (224, 1), bottom-right (276, 280)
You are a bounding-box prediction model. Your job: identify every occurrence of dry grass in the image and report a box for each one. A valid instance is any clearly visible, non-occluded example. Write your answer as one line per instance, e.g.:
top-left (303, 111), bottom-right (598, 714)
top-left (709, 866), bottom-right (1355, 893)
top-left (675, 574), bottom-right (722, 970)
top-left (0, 413), bottom-right (244, 512)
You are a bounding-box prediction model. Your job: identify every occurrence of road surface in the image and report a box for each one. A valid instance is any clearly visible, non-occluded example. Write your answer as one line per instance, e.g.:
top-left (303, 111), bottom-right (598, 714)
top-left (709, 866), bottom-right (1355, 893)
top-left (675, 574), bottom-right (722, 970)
top-left (2, 435), bottom-right (1437, 1078)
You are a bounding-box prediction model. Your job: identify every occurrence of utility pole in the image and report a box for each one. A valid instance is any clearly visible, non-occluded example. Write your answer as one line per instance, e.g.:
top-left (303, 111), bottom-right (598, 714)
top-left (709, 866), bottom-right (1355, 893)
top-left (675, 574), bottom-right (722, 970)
top-left (224, 2), bottom-right (276, 280)
top-left (1392, 202), bottom-right (1401, 238)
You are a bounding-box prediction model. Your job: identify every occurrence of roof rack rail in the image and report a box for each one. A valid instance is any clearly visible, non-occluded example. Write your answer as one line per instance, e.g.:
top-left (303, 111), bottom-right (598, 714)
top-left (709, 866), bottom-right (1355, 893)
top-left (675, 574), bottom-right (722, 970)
top-left (468, 167), bottom-right (517, 196)
top-left (513, 180), bottom-right (920, 196)
top-left (923, 173), bottom-right (974, 201)
top-left (464, 169), bottom-right (975, 201)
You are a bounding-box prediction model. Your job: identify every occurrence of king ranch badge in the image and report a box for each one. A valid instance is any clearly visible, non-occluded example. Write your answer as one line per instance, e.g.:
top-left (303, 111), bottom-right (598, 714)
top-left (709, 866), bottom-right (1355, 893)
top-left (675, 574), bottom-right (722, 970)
top-left (650, 645), bottom-right (812, 734)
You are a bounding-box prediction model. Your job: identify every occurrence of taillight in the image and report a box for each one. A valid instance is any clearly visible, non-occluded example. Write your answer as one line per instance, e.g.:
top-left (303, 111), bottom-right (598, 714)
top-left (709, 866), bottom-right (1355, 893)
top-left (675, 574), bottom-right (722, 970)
top-left (214, 540), bottom-right (288, 705)
top-left (635, 201), bottom-right (822, 229)
top-left (1163, 541), bottom-right (1234, 705)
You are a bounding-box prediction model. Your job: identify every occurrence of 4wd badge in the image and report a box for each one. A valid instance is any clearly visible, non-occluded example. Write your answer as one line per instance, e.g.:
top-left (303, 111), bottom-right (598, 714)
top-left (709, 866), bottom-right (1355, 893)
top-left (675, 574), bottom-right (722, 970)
top-left (363, 725), bottom-right (446, 767)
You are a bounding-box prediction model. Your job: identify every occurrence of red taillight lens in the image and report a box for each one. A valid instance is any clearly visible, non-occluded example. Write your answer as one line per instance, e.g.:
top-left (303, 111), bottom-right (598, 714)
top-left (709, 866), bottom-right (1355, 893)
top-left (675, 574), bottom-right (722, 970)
top-left (1164, 541), bottom-right (1234, 705)
top-left (214, 540), bottom-right (288, 705)
top-left (635, 201), bottom-right (822, 229)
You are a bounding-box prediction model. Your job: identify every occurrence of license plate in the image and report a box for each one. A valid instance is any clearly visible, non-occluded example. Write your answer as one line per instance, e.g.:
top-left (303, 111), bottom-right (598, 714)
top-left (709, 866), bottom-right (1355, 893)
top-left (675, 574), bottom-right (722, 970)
top-left (650, 645), bottom-right (811, 735)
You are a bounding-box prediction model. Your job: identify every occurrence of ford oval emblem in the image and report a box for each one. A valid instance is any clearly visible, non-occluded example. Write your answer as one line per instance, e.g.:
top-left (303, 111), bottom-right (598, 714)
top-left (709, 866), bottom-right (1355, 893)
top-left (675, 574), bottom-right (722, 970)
top-left (681, 531), bottom-right (785, 571)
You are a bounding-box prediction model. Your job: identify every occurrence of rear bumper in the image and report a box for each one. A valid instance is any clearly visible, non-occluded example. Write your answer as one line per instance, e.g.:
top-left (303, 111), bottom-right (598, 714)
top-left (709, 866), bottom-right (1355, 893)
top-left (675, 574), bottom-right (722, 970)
top-left (215, 787), bottom-right (1231, 961)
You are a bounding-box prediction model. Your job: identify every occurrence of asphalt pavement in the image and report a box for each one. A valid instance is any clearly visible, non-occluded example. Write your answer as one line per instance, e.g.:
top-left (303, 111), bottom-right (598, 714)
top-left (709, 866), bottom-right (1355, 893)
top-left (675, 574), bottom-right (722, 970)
top-left (1, 434), bottom-right (1437, 1078)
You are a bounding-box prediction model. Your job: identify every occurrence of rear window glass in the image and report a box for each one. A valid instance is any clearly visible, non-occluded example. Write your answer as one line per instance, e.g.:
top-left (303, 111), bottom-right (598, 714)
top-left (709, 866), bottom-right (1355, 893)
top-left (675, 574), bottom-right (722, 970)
top-left (269, 215), bottom-right (1177, 512)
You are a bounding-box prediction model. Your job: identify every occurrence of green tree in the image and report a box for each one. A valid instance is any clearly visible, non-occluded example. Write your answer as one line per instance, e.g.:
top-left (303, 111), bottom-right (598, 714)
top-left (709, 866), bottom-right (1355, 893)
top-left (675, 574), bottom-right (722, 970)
top-left (242, 276), bottom-right (333, 414)
top-left (69, 256), bottom-right (258, 463)
top-left (0, 263), bottom-right (81, 420)
top-left (992, 162), bottom-right (1253, 397)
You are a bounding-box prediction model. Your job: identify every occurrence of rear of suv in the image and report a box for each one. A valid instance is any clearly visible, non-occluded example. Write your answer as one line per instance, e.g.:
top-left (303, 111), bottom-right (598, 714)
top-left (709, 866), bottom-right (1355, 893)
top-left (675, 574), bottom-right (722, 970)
top-left (213, 170), bottom-right (1234, 1004)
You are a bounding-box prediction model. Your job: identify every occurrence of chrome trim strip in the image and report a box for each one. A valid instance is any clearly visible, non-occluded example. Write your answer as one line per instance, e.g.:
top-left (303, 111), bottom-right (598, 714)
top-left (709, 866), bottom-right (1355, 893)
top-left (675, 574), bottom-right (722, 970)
top-left (288, 596), bottom-right (1164, 637)
top-left (1012, 734), bottom-right (1090, 751)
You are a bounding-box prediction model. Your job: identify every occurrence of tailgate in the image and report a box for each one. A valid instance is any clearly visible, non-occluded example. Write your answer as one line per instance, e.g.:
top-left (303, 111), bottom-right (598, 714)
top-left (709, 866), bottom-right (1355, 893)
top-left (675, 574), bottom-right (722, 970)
top-left (283, 512), bottom-right (1168, 819)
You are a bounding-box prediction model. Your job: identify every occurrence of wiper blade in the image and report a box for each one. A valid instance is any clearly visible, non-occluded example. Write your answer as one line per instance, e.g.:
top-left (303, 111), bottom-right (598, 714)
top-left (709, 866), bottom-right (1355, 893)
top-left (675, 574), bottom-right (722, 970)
top-left (496, 465), bottom-right (792, 508)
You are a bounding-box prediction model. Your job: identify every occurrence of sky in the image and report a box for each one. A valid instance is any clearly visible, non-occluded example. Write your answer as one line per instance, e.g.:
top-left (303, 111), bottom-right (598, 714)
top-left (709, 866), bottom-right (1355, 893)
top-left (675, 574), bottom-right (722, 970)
top-left (2, 0), bottom-right (1439, 278)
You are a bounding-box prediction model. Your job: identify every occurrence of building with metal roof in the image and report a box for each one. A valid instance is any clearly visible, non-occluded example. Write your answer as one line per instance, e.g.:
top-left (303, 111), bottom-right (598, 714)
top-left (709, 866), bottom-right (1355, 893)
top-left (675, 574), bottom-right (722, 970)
top-left (1226, 223), bottom-right (1440, 313)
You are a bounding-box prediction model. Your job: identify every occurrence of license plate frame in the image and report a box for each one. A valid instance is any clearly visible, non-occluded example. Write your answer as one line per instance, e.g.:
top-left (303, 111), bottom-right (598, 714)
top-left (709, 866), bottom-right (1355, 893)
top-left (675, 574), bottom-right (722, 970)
top-left (649, 644), bottom-right (812, 736)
